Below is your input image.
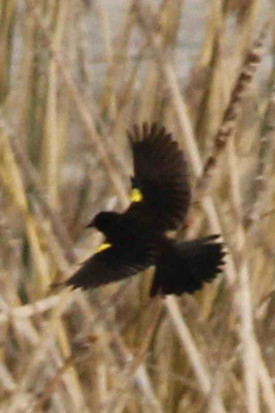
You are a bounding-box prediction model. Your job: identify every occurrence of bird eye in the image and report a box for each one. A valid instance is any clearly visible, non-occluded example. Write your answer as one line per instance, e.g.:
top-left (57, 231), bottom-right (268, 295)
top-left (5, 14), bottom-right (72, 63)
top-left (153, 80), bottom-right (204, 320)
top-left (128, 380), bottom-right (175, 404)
top-left (96, 243), bottom-right (112, 253)
top-left (131, 188), bottom-right (143, 203)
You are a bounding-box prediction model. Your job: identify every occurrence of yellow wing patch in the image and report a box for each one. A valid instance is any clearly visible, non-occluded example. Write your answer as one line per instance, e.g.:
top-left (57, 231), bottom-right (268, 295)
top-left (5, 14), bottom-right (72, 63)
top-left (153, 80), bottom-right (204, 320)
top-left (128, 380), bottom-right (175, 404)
top-left (96, 243), bottom-right (112, 253)
top-left (131, 188), bottom-right (143, 203)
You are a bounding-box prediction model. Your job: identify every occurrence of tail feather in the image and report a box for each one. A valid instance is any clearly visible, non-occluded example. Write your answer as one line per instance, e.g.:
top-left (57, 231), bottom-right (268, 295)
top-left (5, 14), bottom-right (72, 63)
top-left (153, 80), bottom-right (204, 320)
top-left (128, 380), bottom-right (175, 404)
top-left (150, 236), bottom-right (226, 296)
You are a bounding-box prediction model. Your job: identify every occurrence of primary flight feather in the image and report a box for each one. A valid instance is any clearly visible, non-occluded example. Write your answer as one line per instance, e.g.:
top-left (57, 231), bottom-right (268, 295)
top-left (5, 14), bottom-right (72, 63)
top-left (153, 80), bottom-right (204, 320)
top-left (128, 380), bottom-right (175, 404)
top-left (56, 123), bottom-right (225, 296)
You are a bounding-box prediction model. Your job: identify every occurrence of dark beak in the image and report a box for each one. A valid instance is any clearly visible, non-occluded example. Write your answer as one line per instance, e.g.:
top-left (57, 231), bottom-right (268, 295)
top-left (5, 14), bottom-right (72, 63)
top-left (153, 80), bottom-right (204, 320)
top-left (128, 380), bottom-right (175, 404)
top-left (85, 218), bottom-right (95, 228)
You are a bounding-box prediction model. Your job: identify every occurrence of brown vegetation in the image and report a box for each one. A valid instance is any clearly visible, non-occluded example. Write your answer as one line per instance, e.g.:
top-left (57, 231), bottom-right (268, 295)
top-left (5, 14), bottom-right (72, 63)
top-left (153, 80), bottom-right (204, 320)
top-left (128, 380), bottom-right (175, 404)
top-left (0, 1), bottom-right (274, 412)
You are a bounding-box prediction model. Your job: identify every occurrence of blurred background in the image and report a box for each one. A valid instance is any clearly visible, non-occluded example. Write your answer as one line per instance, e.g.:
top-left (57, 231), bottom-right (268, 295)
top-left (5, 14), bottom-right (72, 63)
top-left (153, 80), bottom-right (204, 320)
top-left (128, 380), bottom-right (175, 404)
top-left (0, 0), bottom-right (274, 412)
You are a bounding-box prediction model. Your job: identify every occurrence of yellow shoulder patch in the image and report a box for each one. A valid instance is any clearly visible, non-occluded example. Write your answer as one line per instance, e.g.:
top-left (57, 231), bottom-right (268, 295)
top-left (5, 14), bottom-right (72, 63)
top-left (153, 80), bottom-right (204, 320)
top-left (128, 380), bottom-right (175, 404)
top-left (131, 188), bottom-right (143, 203)
top-left (96, 242), bottom-right (112, 253)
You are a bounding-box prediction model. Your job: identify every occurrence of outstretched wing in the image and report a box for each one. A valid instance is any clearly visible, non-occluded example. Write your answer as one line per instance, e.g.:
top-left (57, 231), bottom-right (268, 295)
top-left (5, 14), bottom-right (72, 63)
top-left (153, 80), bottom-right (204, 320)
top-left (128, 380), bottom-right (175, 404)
top-left (60, 240), bottom-right (155, 290)
top-left (127, 123), bottom-right (191, 232)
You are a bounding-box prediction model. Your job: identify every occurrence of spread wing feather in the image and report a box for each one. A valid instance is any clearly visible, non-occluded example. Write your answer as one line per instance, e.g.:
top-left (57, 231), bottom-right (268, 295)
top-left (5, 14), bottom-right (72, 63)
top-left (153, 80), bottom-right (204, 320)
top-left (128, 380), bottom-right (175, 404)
top-left (61, 241), bottom-right (155, 290)
top-left (127, 123), bottom-right (191, 231)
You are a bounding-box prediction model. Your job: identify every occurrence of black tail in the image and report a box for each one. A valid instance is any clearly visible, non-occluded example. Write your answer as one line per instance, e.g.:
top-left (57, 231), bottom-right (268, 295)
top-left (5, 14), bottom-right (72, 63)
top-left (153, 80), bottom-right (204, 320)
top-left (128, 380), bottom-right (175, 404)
top-left (150, 235), bottom-right (226, 297)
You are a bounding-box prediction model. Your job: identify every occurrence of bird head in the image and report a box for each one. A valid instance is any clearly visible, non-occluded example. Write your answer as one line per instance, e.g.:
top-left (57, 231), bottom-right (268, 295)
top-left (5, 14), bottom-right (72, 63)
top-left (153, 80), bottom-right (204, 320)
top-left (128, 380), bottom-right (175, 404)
top-left (86, 211), bottom-right (120, 234)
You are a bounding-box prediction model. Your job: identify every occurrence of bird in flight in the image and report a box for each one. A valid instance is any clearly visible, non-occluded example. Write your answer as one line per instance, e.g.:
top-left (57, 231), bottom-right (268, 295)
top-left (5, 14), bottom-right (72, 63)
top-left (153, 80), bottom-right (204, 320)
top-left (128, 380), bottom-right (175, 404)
top-left (56, 123), bottom-right (225, 296)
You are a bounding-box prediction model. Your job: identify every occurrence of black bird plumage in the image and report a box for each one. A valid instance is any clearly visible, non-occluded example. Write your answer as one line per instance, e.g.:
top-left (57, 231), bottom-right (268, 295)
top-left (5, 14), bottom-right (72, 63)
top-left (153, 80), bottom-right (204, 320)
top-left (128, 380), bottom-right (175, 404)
top-left (57, 123), bottom-right (225, 296)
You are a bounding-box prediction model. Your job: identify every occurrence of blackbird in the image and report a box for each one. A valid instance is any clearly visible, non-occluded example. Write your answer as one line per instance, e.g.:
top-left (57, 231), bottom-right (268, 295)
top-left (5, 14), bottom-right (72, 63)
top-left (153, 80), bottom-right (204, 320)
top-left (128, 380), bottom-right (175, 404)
top-left (58, 123), bottom-right (225, 296)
